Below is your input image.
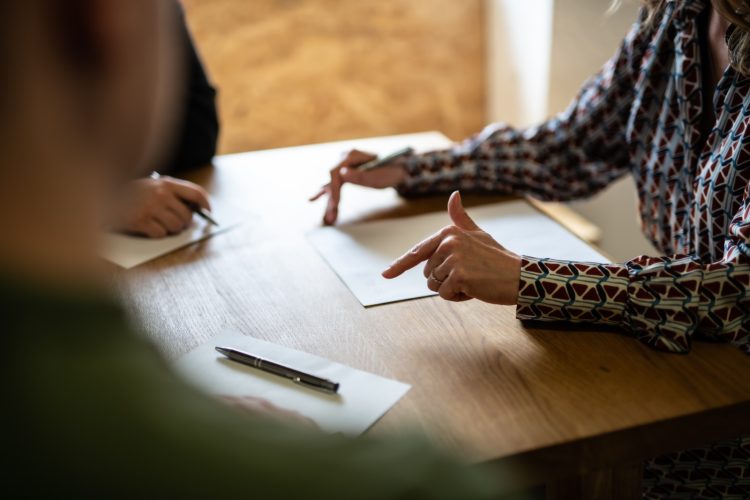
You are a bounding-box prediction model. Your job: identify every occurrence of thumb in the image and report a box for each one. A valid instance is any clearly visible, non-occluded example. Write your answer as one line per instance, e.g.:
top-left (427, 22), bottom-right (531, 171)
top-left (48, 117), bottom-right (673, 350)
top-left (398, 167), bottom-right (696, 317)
top-left (448, 191), bottom-right (479, 230)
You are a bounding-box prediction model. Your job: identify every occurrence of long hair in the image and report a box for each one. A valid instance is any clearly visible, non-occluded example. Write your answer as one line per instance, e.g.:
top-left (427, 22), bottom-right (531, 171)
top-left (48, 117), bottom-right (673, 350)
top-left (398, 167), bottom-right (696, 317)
top-left (637, 0), bottom-right (750, 74)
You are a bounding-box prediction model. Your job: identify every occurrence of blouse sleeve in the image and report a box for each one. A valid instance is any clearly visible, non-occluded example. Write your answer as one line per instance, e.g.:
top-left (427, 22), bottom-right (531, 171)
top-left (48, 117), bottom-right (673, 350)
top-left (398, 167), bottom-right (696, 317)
top-left (397, 14), bottom-right (649, 201)
top-left (515, 185), bottom-right (750, 355)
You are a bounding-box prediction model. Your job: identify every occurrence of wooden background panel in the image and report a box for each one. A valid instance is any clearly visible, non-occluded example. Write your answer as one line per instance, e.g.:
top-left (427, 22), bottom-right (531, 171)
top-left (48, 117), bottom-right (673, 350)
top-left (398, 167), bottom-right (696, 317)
top-left (182, 0), bottom-right (486, 153)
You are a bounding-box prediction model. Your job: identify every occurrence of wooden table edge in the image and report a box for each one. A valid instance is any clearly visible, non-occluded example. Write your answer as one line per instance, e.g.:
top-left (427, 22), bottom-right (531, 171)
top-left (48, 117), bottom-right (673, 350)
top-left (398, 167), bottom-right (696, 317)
top-left (480, 399), bottom-right (750, 491)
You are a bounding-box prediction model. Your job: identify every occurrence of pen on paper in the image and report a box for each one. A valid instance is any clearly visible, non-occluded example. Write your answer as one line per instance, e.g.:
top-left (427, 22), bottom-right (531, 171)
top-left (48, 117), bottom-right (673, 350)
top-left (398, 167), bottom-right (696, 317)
top-left (215, 346), bottom-right (340, 394)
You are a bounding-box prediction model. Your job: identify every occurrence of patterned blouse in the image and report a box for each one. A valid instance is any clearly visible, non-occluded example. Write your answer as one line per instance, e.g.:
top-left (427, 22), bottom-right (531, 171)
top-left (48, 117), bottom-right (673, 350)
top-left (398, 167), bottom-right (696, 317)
top-left (398, 1), bottom-right (749, 497)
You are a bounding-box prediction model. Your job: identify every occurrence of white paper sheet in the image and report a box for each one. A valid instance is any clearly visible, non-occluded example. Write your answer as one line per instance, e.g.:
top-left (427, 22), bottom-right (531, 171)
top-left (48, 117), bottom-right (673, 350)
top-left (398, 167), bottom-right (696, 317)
top-left (100, 201), bottom-right (243, 269)
top-left (308, 200), bottom-right (610, 307)
top-left (174, 331), bottom-right (411, 436)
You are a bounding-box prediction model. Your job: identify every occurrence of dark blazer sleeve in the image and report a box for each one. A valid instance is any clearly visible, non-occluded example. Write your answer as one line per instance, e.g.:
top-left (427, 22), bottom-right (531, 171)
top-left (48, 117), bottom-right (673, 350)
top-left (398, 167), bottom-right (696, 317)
top-left (161, 5), bottom-right (220, 174)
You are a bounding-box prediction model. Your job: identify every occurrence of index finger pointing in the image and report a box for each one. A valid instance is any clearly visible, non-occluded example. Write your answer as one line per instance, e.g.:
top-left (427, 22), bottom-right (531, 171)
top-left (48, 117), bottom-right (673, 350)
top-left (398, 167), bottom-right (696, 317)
top-left (382, 230), bottom-right (446, 279)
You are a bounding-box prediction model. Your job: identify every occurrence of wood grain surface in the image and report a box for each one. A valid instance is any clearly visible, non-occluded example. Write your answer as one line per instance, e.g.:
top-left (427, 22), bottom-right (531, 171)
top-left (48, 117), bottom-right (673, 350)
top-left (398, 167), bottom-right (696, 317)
top-left (114, 132), bottom-right (750, 493)
top-left (181, 0), bottom-right (486, 153)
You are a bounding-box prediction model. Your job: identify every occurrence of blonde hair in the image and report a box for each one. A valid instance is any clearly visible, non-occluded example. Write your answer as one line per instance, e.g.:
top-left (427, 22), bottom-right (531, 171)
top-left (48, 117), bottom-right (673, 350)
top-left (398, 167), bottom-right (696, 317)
top-left (639, 0), bottom-right (750, 74)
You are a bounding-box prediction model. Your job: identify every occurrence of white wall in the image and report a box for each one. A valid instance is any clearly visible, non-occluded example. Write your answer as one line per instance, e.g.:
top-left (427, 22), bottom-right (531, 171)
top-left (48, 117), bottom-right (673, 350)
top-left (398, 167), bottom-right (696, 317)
top-left (486, 0), bottom-right (554, 126)
top-left (486, 0), bottom-right (656, 261)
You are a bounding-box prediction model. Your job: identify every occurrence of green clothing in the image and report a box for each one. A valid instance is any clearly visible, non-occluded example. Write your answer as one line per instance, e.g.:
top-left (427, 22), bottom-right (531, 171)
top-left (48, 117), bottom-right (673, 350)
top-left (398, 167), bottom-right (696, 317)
top-left (2, 277), bottom-right (506, 499)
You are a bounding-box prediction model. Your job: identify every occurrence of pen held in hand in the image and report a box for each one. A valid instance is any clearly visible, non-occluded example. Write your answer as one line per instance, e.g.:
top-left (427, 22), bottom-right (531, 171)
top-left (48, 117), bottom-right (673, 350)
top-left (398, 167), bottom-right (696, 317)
top-left (150, 171), bottom-right (218, 227)
top-left (185, 201), bottom-right (219, 226)
top-left (215, 346), bottom-right (340, 394)
top-left (356, 147), bottom-right (414, 172)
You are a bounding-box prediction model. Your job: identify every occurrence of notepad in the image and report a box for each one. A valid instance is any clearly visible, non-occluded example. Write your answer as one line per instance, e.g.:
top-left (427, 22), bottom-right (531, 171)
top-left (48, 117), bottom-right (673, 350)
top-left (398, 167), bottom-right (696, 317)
top-left (307, 200), bottom-right (610, 307)
top-left (174, 331), bottom-right (411, 436)
top-left (100, 201), bottom-right (243, 269)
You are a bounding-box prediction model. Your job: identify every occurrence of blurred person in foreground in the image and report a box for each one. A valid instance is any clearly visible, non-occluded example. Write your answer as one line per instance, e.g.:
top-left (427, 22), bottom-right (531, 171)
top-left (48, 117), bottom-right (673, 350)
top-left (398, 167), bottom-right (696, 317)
top-left (0, 1), bottom-right (508, 497)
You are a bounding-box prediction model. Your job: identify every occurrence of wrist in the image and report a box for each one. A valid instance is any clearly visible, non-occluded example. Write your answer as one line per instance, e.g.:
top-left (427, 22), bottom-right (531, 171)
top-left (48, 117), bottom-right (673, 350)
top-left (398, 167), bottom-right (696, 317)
top-left (391, 156), bottom-right (410, 184)
top-left (510, 253), bottom-right (522, 304)
top-left (393, 154), bottom-right (421, 195)
top-left (493, 250), bottom-right (521, 305)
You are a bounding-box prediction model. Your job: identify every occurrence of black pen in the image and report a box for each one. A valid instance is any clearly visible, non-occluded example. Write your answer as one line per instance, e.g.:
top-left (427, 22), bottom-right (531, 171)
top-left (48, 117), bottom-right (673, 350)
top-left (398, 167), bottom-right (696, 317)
top-left (357, 147), bottom-right (414, 172)
top-left (185, 201), bottom-right (219, 227)
top-left (215, 346), bottom-right (340, 394)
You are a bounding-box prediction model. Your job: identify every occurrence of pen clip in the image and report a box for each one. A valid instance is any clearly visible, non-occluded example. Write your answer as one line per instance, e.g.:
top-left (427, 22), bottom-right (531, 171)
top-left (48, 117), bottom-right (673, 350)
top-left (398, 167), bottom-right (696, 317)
top-left (292, 377), bottom-right (336, 394)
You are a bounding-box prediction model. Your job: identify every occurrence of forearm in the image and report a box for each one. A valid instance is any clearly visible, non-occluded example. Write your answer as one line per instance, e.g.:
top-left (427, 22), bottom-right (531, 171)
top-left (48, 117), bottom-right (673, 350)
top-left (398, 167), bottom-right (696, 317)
top-left (397, 117), bottom-right (630, 201)
top-left (515, 255), bottom-right (750, 354)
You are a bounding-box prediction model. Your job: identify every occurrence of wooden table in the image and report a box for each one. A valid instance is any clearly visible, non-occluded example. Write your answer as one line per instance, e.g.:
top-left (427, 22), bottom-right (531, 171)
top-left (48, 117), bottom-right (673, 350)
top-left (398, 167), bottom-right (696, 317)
top-left (116, 132), bottom-right (750, 499)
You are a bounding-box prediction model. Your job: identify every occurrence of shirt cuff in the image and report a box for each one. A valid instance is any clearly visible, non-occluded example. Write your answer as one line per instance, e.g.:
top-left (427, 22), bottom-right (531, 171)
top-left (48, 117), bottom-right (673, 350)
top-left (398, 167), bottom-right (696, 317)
top-left (515, 256), bottom-right (629, 325)
top-left (394, 154), bottom-right (426, 196)
top-left (395, 149), bottom-right (476, 197)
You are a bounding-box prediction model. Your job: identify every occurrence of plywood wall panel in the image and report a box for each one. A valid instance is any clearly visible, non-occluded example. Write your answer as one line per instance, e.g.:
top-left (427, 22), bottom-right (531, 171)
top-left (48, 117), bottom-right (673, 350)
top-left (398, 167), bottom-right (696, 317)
top-left (182, 0), bottom-right (486, 153)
